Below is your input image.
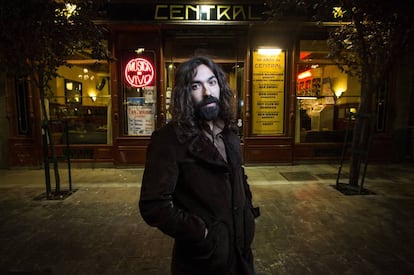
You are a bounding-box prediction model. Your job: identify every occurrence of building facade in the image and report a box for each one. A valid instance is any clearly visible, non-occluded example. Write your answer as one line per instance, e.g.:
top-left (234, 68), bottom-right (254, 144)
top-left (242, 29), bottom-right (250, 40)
top-left (4, 0), bottom-right (414, 167)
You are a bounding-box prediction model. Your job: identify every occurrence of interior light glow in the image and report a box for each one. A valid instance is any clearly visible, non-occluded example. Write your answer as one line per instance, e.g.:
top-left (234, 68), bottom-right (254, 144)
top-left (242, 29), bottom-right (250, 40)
top-left (257, 48), bottom-right (282, 55)
top-left (135, 48), bottom-right (145, 55)
top-left (88, 91), bottom-right (97, 102)
top-left (335, 89), bottom-right (345, 98)
top-left (66, 82), bottom-right (73, 91)
top-left (297, 70), bottom-right (312, 80)
top-left (297, 96), bottom-right (317, 100)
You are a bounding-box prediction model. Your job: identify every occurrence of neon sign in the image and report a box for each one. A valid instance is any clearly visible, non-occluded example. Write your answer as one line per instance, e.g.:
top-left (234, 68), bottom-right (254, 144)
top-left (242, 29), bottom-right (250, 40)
top-left (124, 58), bottom-right (154, 88)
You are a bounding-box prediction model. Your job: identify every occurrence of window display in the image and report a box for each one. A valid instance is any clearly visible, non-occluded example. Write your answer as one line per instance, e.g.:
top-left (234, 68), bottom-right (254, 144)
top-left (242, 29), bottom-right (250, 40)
top-left (49, 104), bottom-right (109, 144)
top-left (122, 50), bottom-right (156, 136)
top-left (126, 92), bottom-right (155, 135)
top-left (48, 52), bottom-right (110, 145)
top-left (296, 40), bottom-right (361, 143)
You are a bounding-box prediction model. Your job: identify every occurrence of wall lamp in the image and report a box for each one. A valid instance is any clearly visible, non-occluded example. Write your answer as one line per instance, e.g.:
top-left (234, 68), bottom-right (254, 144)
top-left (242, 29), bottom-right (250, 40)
top-left (335, 89), bottom-right (345, 98)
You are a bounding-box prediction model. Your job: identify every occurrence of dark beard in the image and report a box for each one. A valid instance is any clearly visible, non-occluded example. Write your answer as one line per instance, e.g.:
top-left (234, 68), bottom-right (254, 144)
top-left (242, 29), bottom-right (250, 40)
top-left (195, 96), bottom-right (220, 121)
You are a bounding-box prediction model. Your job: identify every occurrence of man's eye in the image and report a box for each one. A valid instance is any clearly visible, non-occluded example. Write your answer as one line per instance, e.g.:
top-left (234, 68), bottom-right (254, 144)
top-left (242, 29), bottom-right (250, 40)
top-left (191, 83), bottom-right (201, 90)
top-left (209, 79), bottom-right (218, 86)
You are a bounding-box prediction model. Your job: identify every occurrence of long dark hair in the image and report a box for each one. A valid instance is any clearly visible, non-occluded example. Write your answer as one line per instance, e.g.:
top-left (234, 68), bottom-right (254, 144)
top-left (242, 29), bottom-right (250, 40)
top-left (170, 56), bottom-right (236, 137)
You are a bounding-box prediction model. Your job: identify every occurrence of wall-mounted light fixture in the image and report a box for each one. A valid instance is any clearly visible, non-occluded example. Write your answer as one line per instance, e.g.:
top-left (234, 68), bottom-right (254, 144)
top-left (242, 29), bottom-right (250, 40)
top-left (88, 91), bottom-right (97, 102)
top-left (135, 48), bottom-right (145, 55)
top-left (335, 89), bottom-right (345, 98)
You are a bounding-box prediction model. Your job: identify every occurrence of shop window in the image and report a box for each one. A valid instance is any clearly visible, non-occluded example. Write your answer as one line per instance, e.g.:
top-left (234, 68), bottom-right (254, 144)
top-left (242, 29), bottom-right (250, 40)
top-left (164, 61), bottom-right (177, 124)
top-left (230, 62), bottom-right (245, 139)
top-left (48, 55), bottom-right (111, 145)
top-left (296, 40), bottom-right (361, 144)
top-left (15, 77), bottom-right (30, 135)
top-left (49, 104), bottom-right (109, 144)
top-left (122, 50), bottom-right (156, 136)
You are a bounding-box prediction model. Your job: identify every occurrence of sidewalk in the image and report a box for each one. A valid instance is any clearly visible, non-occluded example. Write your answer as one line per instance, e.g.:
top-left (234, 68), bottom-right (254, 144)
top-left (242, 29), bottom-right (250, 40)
top-left (0, 163), bottom-right (413, 274)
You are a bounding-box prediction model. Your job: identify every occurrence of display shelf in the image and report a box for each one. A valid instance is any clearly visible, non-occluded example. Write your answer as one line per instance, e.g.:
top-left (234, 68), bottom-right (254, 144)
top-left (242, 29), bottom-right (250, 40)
top-left (49, 104), bottom-right (108, 144)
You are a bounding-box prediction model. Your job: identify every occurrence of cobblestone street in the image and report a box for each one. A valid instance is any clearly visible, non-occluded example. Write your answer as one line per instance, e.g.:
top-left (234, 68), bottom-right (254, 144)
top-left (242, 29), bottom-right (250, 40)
top-left (1, 163), bottom-right (413, 274)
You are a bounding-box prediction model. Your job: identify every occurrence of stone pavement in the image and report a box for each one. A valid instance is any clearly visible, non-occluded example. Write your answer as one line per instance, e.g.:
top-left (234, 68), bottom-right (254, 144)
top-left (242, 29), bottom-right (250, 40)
top-left (0, 162), bottom-right (413, 275)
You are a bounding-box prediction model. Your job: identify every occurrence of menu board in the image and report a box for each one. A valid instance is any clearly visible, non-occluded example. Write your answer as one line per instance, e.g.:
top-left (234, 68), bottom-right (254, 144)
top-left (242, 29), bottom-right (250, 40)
top-left (127, 97), bottom-right (154, 135)
top-left (252, 50), bottom-right (285, 135)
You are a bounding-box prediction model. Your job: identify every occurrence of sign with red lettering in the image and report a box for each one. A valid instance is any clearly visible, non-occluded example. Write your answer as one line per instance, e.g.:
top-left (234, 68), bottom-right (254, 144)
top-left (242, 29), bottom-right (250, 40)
top-left (124, 58), bottom-right (154, 88)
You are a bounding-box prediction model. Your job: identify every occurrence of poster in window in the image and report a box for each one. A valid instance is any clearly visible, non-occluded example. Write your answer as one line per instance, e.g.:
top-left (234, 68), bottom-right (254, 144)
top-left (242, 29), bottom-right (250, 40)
top-left (127, 97), bottom-right (154, 135)
top-left (252, 50), bottom-right (285, 135)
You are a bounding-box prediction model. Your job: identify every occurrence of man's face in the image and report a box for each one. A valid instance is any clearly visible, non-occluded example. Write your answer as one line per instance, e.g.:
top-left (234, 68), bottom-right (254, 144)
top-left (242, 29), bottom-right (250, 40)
top-left (191, 64), bottom-right (220, 121)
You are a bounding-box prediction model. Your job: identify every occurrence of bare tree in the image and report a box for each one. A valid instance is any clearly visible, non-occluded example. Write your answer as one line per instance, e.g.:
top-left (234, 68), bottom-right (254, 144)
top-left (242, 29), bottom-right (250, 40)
top-left (264, 0), bottom-right (413, 189)
top-left (0, 0), bottom-right (108, 198)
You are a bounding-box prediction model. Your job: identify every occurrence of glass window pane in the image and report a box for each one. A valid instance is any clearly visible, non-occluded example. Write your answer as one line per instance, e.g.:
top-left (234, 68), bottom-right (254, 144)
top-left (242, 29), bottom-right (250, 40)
top-left (122, 50), bottom-right (157, 136)
top-left (49, 56), bottom-right (110, 145)
top-left (296, 40), bottom-right (361, 144)
top-left (49, 102), bottom-right (110, 145)
top-left (15, 78), bottom-right (30, 135)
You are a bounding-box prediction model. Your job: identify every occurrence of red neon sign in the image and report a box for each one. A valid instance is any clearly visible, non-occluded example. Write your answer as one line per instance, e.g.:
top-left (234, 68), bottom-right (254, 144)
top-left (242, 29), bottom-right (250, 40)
top-left (124, 58), bottom-right (154, 88)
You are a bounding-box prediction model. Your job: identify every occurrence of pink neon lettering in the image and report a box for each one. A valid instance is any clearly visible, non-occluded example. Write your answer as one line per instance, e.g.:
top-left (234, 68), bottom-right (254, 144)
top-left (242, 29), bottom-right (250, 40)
top-left (124, 58), bottom-right (154, 88)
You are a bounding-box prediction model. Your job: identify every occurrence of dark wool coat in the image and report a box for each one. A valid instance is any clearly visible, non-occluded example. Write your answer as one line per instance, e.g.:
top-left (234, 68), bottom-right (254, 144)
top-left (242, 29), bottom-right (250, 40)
top-left (139, 122), bottom-right (259, 275)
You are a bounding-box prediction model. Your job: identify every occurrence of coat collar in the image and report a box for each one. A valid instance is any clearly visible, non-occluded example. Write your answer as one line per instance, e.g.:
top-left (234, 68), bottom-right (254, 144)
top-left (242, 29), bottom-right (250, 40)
top-left (188, 134), bottom-right (228, 169)
top-left (171, 122), bottom-right (241, 169)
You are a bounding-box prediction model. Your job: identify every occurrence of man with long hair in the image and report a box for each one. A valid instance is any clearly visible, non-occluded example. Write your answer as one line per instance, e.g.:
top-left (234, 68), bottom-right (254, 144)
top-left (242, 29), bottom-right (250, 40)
top-left (139, 56), bottom-right (259, 275)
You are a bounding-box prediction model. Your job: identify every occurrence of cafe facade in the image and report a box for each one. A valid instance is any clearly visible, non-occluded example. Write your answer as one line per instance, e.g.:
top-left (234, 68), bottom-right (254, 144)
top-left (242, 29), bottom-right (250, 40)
top-left (5, 0), bottom-right (413, 167)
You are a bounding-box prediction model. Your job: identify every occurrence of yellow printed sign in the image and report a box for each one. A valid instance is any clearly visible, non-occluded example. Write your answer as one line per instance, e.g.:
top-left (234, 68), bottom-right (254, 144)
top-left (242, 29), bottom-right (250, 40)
top-left (252, 50), bottom-right (285, 135)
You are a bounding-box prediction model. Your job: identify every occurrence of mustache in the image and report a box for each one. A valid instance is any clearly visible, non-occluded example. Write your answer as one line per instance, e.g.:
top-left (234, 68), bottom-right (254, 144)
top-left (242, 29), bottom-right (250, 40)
top-left (197, 95), bottom-right (219, 107)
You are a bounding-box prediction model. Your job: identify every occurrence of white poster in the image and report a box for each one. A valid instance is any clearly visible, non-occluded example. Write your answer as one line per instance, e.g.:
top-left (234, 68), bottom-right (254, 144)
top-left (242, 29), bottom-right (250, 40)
top-left (127, 97), bottom-right (154, 135)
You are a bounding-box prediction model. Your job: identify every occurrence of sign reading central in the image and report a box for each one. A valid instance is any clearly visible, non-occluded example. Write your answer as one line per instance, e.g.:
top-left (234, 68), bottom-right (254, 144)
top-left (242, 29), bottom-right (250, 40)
top-left (125, 58), bottom-right (154, 88)
top-left (154, 4), bottom-right (262, 21)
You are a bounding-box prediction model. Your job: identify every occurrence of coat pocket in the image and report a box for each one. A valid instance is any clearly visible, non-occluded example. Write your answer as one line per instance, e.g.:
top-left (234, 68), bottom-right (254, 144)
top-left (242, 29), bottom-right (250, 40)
top-left (175, 221), bottom-right (231, 272)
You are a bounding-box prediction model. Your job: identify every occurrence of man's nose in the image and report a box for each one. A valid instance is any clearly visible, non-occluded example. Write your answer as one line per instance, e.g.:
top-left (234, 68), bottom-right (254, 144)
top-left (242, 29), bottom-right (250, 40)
top-left (202, 83), bottom-right (211, 96)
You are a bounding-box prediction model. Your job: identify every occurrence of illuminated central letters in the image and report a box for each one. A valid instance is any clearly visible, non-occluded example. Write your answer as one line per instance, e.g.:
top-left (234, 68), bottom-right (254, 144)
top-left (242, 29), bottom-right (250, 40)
top-left (154, 4), bottom-right (262, 21)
